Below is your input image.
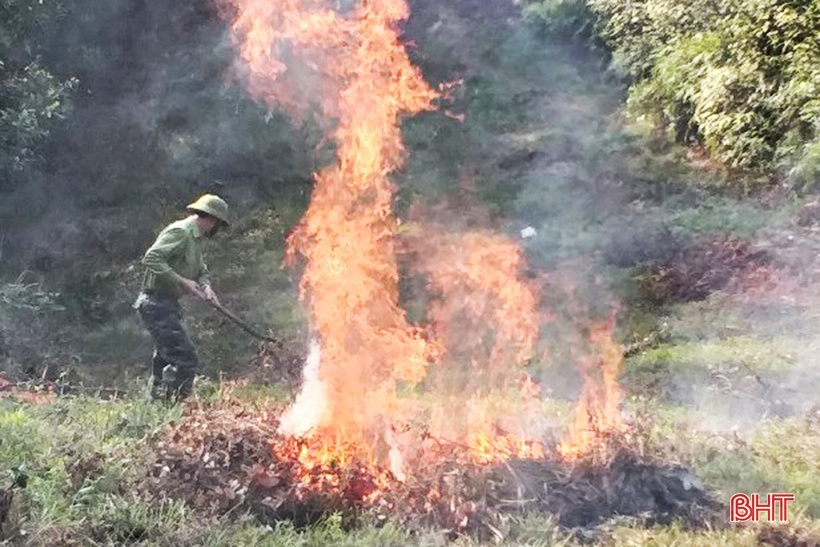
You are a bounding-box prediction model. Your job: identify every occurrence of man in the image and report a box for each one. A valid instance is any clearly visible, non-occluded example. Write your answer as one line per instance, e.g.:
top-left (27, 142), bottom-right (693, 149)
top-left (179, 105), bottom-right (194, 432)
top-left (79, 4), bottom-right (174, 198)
top-left (134, 194), bottom-right (229, 401)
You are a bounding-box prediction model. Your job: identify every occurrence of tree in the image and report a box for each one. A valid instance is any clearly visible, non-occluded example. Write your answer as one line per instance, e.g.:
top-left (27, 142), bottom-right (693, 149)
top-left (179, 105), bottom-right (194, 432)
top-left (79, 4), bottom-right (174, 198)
top-left (0, 0), bottom-right (77, 191)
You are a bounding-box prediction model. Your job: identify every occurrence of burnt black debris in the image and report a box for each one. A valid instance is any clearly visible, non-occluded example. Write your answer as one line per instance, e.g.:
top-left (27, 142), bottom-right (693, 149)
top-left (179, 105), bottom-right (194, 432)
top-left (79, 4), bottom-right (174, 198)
top-left (143, 401), bottom-right (723, 540)
top-left (491, 454), bottom-right (721, 529)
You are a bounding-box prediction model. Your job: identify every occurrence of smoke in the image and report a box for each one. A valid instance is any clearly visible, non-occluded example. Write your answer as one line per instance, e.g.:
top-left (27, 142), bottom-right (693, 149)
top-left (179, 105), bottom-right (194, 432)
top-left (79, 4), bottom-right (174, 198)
top-left (398, 0), bottom-right (820, 444)
top-left (3, 0), bottom-right (814, 448)
top-left (278, 336), bottom-right (326, 436)
top-left (0, 0), bottom-right (318, 269)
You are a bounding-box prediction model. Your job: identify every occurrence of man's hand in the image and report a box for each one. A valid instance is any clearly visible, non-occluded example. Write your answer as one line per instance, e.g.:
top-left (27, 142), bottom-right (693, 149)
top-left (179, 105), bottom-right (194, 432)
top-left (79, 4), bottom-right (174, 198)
top-left (202, 285), bottom-right (220, 306)
top-left (181, 278), bottom-right (207, 300)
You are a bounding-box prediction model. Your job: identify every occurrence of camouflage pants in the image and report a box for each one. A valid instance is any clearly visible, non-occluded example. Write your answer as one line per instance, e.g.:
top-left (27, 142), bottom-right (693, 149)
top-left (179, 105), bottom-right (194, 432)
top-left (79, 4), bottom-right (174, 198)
top-left (134, 290), bottom-right (199, 400)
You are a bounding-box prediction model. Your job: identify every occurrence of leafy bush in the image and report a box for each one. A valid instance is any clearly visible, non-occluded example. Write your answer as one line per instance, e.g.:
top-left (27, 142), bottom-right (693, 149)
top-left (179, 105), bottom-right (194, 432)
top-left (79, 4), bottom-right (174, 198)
top-left (0, 0), bottom-right (77, 190)
top-left (787, 139), bottom-right (820, 193)
top-left (0, 275), bottom-right (66, 382)
top-left (0, 277), bottom-right (63, 315)
top-left (524, 0), bottom-right (820, 179)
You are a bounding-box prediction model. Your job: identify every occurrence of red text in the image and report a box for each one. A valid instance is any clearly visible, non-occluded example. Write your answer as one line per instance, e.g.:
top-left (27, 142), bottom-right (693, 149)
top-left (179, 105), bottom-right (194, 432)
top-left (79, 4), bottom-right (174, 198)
top-left (730, 493), bottom-right (795, 522)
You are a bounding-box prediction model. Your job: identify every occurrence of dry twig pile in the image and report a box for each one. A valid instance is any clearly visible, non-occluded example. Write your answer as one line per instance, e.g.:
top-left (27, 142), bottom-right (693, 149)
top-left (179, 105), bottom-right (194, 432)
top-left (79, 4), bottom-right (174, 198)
top-left (142, 395), bottom-right (721, 539)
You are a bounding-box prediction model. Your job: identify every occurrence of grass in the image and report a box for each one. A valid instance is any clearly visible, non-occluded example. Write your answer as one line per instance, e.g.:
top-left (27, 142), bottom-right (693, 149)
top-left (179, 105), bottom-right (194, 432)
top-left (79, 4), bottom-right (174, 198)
top-left (199, 513), bottom-right (578, 547)
top-left (619, 397), bottom-right (820, 516)
top-left (599, 523), bottom-right (761, 546)
top-left (0, 395), bottom-right (184, 544)
top-left (627, 335), bottom-right (796, 376)
top-left (664, 198), bottom-right (794, 239)
top-left (751, 419), bottom-right (820, 516)
top-left (229, 381), bottom-right (292, 405)
top-left (1, 378), bottom-right (819, 545)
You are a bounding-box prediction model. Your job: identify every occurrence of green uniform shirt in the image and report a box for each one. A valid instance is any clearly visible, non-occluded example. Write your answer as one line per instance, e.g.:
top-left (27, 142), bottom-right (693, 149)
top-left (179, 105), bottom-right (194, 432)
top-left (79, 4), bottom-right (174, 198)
top-left (141, 217), bottom-right (210, 297)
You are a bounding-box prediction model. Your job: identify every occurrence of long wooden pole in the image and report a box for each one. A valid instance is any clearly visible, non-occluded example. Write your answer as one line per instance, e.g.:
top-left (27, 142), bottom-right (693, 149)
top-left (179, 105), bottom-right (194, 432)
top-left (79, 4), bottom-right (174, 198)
top-left (208, 300), bottom-right (281, 346)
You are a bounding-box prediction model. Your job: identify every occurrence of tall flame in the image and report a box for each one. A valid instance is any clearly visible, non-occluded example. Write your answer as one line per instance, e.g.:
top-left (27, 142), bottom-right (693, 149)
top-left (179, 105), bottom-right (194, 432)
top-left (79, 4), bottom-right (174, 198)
top-left (224, 0), bottom-right (623, 474)
top-left (226, 0), bottom-right (439, 457)
top-left (404, 224), bottom-right (543, 455)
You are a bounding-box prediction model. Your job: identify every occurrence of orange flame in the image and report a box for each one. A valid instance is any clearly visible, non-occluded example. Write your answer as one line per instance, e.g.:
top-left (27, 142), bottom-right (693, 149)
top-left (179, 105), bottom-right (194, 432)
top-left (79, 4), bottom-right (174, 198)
top-left (404, 225), bottom-right (544, 456)
top-left (227, 0), bottom-right (439, 459)
top-left (416, 228), bottom-right (539, 388)
top-left (558, 314), bottom-right (626, 461)
top-left (224, 0), bottom-right (579, 478)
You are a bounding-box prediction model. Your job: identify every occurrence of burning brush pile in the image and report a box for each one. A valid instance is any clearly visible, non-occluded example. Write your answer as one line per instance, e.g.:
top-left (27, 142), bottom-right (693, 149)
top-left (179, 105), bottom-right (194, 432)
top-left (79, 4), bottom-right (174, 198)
top-left (140, 0), bottom-right (719, 538)
top-left (143, 383), bottom-right (719, 539)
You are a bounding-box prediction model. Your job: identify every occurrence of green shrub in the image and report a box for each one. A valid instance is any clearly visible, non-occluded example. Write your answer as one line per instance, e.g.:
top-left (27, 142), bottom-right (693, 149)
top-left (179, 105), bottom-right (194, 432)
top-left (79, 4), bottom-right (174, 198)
top-left (0, 0), bottom-right (77, 190)
top-left (0, 277), bottom-right (63, 316)
top-left (524, 0), bottom-right (820, 178)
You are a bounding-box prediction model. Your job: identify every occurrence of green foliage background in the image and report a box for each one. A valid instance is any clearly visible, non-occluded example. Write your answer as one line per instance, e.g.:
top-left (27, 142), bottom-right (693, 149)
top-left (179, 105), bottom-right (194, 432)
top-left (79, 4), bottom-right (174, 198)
top-left (524, 0), bottom-right (820, 186)
top-left (0, 0), bottom-right (77, 190)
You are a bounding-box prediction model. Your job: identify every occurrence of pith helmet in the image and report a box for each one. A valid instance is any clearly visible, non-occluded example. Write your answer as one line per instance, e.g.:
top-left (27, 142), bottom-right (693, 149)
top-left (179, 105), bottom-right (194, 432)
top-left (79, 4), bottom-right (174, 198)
top-left (187, 194), bottom-right (229, 225)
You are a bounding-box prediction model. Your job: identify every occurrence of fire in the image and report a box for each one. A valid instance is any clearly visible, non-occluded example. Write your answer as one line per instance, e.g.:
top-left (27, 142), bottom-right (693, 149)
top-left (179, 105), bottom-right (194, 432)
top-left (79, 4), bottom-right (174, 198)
top-left (226, 0), bottom-right (439, 459)
top-left (224, 0), bottom-right (625, 481)
top-left (558, 314), bottom-right (626, 461)
top-left (402, 224), bottom-right (545, 456)
top-left (409, 227), bottom-right (539, 389)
